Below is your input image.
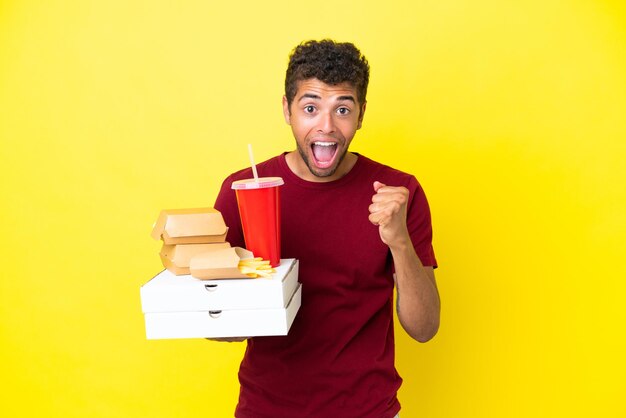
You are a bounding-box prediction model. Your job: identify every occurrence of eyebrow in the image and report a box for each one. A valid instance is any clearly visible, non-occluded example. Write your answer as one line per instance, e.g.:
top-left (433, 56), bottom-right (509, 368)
top-left (298, 93), bottom-right (320, 102)
top-left (337, 95), bottom-right (356, 103)
top-left (298, 93), bottom-right (356, 103)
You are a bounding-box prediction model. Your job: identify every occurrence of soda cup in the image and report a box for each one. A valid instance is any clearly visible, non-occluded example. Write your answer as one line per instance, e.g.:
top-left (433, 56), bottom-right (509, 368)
top-left (231, 177), bottom-right (284, 267)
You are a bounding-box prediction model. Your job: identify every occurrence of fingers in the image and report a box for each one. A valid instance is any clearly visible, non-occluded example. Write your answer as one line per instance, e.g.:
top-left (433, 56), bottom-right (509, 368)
top-left (373, 180), bottom-right (386, 192)
top-left (368, 211), bottom-right (385, 226)
top-left (369, 182), bottom-right (409, 226)
top-left (368, 199), bottom-right (403, 226)
top-left (372, 181), bottom-right (408, 200)
top-left (371, 182), bottom-right (409, 206)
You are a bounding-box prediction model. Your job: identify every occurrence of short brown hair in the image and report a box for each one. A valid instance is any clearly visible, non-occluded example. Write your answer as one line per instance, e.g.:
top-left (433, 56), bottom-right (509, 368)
top-left (284, 39), bottom-right (370, 108)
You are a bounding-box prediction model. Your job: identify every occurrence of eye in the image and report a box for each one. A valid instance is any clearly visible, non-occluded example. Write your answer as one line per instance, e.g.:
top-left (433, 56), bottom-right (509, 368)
top-left (304, 105), bottom-right (316, 113)
top-left (337, 107), bottom-right (351, 115)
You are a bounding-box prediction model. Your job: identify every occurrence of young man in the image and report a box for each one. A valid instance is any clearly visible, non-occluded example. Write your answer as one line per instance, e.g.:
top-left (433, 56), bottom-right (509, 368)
top-left (214, 39), bottom-right (440, 418)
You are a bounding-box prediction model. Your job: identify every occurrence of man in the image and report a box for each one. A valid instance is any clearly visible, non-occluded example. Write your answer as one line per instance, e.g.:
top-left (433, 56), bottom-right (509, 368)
top-left (214, 39), bottom-right (440, 418)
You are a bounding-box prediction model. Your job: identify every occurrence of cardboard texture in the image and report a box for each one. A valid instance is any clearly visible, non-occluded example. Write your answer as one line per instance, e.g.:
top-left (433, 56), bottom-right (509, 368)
top-left (159, 242), bottom-right (231, 275)
top-left (151, 207), bottom-right (228, 244)
top-left (145, 207), bottom-right (301, 340)
top-left (143, 284), bottom-right (302, 339)
top-left (141, 259), bottom-right (299, 312)
top-left (189, 246), bottom-right (255, 280)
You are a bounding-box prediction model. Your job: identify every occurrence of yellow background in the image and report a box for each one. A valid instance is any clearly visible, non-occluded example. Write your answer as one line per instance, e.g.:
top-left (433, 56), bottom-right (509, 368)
top-left (1, 0), bottom-right (625, 416)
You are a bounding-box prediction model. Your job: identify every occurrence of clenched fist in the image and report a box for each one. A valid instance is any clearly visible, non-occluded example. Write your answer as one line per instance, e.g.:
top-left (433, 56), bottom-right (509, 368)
top-left (368, 181), bottom-right (411, 248)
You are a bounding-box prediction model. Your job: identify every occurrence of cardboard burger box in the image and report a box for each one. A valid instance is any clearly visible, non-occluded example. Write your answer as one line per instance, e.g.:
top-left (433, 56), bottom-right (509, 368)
top-left (140, 259), bottom-right (301, 339)
top-left (159, 242), bottom-right (231, 275)
top-left (151, 207), bottom-right (228, 245)
top-left (152, 207), bottom-right (232, 275)
top-left (190, 246), bottom-right (262, 279)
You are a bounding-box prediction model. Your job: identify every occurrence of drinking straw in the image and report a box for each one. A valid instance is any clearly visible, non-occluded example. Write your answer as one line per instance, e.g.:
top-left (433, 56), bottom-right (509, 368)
top-left (248, 143), bottom-right (259, 182)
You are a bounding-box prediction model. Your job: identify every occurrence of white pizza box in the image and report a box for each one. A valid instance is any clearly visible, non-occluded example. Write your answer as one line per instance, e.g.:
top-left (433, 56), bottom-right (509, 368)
top-left (143, 283), bottom-right (302, 339)
top-left (140, 259), bottom-right (299, 312)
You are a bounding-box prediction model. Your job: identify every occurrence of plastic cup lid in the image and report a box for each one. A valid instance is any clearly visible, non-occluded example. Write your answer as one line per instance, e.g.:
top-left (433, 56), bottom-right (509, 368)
top-left (231, 177), bottom-right (284, 190)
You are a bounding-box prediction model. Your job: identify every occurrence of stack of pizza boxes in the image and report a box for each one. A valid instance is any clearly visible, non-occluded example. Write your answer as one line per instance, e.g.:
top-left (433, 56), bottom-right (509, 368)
top-left (140, 207), bottom-right (301, 340)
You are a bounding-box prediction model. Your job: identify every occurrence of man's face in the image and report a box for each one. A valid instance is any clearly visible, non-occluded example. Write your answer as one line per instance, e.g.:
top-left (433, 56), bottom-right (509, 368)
top-left (283, 78), bottom-right (366, 181)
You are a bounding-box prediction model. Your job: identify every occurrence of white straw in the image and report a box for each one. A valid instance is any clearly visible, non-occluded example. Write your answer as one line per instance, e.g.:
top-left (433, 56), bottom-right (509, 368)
top-left (248, 143), bottom-right (259, 182)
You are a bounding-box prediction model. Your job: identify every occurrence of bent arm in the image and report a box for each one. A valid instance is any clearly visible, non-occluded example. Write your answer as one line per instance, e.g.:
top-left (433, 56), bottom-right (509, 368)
top-left (369, 181), bottom-right (440, 342)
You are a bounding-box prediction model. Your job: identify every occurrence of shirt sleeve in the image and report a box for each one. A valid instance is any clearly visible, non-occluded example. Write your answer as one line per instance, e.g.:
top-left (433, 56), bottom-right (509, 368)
top-left (214, 175), bottom-right (246, 248)
top-left (406, 176), bottom-right (438, 268)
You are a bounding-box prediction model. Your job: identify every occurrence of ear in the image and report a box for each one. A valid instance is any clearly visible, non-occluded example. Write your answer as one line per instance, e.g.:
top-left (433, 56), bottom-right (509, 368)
top-left (357, 101), bottom-right (367, 130)
top-left (282, 96), bottom-right (291, 125)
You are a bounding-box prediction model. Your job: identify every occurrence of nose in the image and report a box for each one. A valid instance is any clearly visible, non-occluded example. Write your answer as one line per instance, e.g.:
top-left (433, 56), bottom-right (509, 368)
top-left (317, 110), bottom-right (336, 134)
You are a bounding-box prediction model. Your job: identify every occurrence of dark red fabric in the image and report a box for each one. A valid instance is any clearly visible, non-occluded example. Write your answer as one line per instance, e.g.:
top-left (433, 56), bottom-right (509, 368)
top-left (214, 153), bottom-right (437, 418)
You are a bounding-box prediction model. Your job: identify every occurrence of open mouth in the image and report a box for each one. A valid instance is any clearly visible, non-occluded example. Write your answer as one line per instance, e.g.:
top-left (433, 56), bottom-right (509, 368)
top-left (311, 141), bottom-right (338, 169)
